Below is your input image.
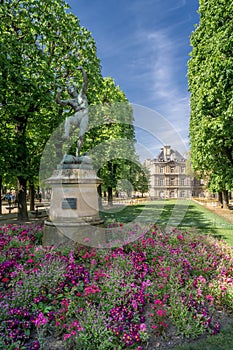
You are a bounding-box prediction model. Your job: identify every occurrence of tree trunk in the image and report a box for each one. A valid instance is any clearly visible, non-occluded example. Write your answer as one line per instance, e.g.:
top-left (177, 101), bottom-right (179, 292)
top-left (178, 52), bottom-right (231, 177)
top-left (17, 177), bottom-right (28, 221)
top-left (218, 191), bottom-right (223, 208)
top-left (107, 161), bottom-right (117, 206)
top-left (108, 186), bottom-right (113, 206)
top-left (97, 184), bottom-right (103, 210)
top-left (222, 190), bottom-right (229, 208)
top-left (29, 182), bottom-right (35, 211)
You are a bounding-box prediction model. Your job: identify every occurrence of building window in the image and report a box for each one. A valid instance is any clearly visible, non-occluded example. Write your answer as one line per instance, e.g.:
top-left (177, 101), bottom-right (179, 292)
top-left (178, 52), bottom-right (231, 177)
top-left (170, 167), bottom-right (175, 173)
top-left (160, 167), bottom-right (164, 173)
top-left (170, 191), bottom-right (175, 198)
top-left (170, 178), bottom-right (175, 186)
top-left (180, 178), bottom-right (185, 186)
top-left (180, 191), bottom-right (186, 198)
top-left (181, 166), bottom-right (185, 173)
top-left (159, 178), bottom-right (164, 186)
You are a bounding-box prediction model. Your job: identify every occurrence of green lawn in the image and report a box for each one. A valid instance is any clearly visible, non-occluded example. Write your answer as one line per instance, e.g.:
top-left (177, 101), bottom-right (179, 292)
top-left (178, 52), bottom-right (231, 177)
top-left (173, 321), bottom-right (233, 350)
top-left (100, 199), bottom-right (233, 245)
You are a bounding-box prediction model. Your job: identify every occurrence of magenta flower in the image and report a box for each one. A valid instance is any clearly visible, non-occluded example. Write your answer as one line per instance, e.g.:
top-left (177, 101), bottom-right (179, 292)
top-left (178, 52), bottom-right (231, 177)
top-left (156, 309), bottom-right (166, 317)
top-left (139, 323), bottom-right (146, 332)
top-left (33, 312), bottom-right (48, 327)
top-left (63, 333), bottom-right (72, 340)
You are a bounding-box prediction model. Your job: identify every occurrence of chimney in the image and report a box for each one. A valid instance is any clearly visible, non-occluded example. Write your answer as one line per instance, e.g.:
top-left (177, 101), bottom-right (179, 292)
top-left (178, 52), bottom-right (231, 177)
top-left (164, 145), bottom-right (171, 160)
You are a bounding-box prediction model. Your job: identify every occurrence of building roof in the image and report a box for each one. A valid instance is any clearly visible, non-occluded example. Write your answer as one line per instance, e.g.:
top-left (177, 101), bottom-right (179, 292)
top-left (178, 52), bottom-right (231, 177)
top-left (156, 146), bottom-right (186, 162)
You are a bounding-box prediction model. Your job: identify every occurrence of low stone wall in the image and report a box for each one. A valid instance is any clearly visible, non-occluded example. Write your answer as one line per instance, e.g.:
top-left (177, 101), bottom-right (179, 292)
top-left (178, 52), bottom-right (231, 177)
top-left (192, 198), bottom-right (219, 207)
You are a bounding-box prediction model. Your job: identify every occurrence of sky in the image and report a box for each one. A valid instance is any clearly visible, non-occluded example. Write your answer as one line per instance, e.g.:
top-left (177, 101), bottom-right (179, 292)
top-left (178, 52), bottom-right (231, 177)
top-left (66, 0), bottom-right (200, 158)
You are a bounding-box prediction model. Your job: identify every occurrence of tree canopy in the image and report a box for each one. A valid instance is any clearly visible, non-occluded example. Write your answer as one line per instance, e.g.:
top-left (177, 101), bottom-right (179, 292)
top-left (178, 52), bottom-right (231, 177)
top-left (188, 0), bottom-right (233, 198)
top-left (0, 0), bottom-right (142, 217)
top-left (0, 0), bottom-right (102, 219)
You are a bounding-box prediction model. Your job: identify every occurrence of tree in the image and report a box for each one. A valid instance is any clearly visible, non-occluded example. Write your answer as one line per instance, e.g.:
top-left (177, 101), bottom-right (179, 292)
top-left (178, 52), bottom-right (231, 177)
top-left (0, 0), bottom-right (102, 220)
top-left (188, 0), bottom-right (233, 206)
top-left (134, 165), bottom-right (150, 197)
top-left (83, 77), bottom-right (138, 205)
top-left (116, 162), bottom-right (149, 198)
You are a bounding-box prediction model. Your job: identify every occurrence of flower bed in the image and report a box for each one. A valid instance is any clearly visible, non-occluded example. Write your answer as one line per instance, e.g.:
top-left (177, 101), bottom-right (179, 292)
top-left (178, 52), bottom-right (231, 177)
top-left (0, 223), bottom-right (233, 349)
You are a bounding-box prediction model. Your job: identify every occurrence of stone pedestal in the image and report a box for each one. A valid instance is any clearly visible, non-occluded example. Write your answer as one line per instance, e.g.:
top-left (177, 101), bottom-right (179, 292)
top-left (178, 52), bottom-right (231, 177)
top-left (43, 166), bottom-right (104, 247)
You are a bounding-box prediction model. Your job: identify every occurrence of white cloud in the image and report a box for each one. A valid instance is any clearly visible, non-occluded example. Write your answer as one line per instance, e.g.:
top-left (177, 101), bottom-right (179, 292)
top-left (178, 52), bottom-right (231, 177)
top-left (134, 28), bottom-right (190, 149)
top-left (168, 0), bottom-right (187, 12)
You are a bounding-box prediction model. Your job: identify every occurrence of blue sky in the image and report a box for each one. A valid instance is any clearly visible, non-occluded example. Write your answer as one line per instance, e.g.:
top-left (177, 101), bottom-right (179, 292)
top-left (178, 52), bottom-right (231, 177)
top-left (66, 0), bottom-right (199, 157)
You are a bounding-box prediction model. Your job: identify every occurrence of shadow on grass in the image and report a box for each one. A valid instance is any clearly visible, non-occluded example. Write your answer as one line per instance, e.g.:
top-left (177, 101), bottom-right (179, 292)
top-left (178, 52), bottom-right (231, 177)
top-left (174, 320), bottom-right (233, 350)
top-left (100, 200), bottom-right (233, 245)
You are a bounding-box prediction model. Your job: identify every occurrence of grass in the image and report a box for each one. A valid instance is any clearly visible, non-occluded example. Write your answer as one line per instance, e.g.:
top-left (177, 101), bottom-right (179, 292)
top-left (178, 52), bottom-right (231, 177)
top-left (100, 199), bottom-right (233, 246)
top-left (174, 321), bottom-right (233, 350)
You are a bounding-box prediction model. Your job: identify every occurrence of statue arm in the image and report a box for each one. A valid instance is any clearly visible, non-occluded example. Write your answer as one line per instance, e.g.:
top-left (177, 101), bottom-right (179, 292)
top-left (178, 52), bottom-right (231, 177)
top-left (56, 87), bottom-right (73, 107)
top-left (77, 66), bottom-right (88, 96)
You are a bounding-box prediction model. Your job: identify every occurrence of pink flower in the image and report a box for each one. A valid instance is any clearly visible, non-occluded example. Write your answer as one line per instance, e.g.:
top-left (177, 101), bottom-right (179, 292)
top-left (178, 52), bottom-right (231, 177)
top-left (84, 284), bottom-right (100, 295)
top-left (140, 323), bottom-right (146, 332)
top-left (159, 321), bottom-right (168, 328)
top-left (177, 235), bottom-right (184, 241)
top-left (33, 312), bottom-right (48, 327)
top-left (132, 300), bottom-right (138, 309)
top-left (206, 294), bottom-right (214, 304)
top-left (156, 309), bottom-right (166, 317)
top-left (198, 276), bottom-right (206, 284)
top-left (63, 333), bottom-right (71, 341)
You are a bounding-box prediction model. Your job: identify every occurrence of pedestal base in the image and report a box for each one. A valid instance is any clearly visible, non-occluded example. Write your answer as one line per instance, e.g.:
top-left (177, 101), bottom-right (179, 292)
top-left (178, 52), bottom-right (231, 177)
top-left (42, 164), bottom-right (104, 248)
top-left (43, 218), bottom-right (105, 248)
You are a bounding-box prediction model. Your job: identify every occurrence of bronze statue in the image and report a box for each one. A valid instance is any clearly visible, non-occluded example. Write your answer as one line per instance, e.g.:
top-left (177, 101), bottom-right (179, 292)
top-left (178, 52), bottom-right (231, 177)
top-left (56, 66), bottom-right (88, 157)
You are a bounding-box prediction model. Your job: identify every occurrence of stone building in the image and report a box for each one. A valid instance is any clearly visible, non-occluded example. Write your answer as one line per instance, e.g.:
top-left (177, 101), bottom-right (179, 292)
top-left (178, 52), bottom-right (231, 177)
top-left (144, 145), bottom-right (203, 199)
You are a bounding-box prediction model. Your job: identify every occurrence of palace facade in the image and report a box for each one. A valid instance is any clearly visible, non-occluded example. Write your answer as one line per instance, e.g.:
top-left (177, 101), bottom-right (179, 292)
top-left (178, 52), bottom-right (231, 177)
top-left (144, 145), bottom-right (203, 199)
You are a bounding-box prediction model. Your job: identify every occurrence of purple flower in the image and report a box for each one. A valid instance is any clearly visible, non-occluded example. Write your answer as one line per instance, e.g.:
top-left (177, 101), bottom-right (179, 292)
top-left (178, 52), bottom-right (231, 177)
top-left (33, 312), bottom-right (48, 327)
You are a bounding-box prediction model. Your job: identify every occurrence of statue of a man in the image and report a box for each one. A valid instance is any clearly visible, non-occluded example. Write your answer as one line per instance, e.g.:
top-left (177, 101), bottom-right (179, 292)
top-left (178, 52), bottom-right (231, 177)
top-left (56, 66), bottom-right (88, 157)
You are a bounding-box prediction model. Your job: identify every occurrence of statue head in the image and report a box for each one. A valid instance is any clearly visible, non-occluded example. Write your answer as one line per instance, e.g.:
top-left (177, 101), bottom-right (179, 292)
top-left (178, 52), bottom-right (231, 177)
top-left (67, 84), bottom-right (78, 97)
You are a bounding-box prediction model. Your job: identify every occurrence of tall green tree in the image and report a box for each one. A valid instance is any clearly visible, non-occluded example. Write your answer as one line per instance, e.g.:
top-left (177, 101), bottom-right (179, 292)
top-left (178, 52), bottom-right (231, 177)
top-left (188, 0), bottom-right (233, 205)
top-left (84, 77), bottom-right (138, 205)
top-left (0, 0), bottom-right (102, 220)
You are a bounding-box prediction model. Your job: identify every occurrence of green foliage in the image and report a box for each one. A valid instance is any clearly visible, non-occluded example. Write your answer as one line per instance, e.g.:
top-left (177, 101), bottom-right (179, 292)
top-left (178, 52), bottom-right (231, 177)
top-left (0, 0), bottom-right (102, 180)
top-left (188, 0), bottom-right (233, 192)
top-left (83, 78), bottom-right (140, 200)
top-left (0, 1), bottom-right (142, 215)
top-left (0, 0), bottom-right (103, 218)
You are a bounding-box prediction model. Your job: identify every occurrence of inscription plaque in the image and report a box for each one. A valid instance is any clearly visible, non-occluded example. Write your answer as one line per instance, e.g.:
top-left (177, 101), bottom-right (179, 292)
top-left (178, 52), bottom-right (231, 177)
top-left (62, 198), bottom-right (77, 209)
